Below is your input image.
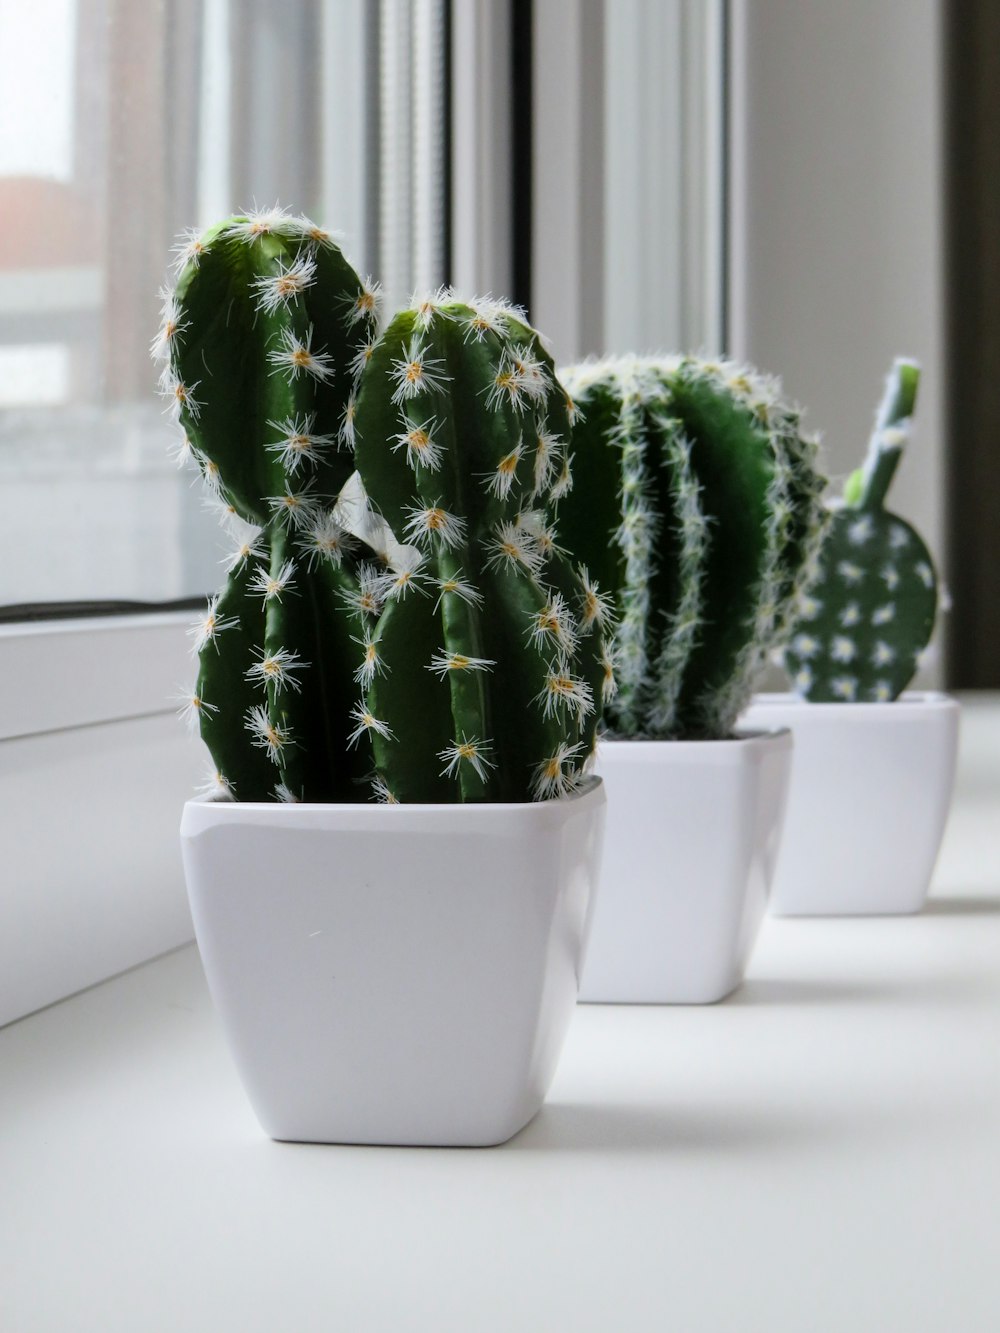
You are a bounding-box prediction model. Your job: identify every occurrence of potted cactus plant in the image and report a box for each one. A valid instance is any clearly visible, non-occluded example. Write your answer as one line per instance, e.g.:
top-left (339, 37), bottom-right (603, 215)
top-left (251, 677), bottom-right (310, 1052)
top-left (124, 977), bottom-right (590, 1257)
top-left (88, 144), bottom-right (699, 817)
top-left (742, 359), bottom-right (959, 915)
top-left (555, 355), bottom-right (827, 1003)
top-left (158, 209), bottom-right (608, 1146)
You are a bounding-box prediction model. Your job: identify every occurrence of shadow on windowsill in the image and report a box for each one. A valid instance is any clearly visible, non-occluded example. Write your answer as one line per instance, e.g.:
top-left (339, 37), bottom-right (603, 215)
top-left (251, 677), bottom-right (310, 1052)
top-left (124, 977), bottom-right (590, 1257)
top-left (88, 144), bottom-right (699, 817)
top-left (726, 977), bottom-right (890, 1006)
top-left (505, 1102), bottom-right (811, 1154)
top-left (922, 895), bottom-right (1000, 916)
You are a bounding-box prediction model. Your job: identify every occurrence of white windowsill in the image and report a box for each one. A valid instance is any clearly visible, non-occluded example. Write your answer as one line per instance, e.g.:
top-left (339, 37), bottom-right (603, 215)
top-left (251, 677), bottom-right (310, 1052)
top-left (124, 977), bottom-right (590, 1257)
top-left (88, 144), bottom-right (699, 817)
top-left (0, 612), bottom-right (203, 1024)
top-left (2, 696), bottom-right (999, 1329)
top-left (0, 610), bottom-right (194, 740)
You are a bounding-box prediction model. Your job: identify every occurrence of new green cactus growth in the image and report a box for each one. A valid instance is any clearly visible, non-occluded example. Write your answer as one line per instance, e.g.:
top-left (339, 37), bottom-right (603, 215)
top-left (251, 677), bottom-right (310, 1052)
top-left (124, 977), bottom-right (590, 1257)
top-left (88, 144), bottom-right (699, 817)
top-left (350, 294), bottom-right (610, 802)
top-left (154, 207), bottom-right (382, 802)
top-left (782, 358), bottom-right (937, 703)
top-left (556, 355), bottom-right (828, 740)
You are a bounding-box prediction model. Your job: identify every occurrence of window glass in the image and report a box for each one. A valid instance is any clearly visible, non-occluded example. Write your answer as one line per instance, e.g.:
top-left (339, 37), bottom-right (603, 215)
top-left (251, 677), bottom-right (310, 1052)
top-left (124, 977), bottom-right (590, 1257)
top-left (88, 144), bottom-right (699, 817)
top-left (0, 0), bottom-right (447, 612)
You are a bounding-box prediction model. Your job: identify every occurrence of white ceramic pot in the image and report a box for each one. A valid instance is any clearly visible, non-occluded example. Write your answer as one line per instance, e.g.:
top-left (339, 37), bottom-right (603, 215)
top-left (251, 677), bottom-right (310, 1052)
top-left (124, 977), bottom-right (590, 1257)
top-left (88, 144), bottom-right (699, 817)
top-left (739, 692), bottom-right (959, 915)
top-left (180, 780), bottom-right (605, 1147)
top-left (578, 731), bottom-right (792, 1005)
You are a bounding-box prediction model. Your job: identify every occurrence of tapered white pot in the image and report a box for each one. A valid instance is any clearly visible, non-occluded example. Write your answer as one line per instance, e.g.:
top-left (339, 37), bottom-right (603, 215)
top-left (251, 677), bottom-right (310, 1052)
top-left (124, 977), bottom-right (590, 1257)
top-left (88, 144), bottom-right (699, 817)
top-left (739, 692), bottom-right (959, 915)
top-left (578, 732), bottom-right (792, 1005)
top-left (181, 780), bottom-right (605, 1147)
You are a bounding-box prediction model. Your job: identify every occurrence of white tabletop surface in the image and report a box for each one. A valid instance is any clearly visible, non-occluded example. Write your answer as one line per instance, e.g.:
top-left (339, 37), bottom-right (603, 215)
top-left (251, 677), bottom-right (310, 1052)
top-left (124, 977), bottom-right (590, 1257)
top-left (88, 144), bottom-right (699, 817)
top-left (3, 697), bottom-right (1000, 1333)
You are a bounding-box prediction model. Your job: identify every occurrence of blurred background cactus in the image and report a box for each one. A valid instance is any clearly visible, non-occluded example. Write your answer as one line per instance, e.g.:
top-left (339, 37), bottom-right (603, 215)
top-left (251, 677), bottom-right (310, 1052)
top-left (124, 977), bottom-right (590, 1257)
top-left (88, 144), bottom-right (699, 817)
top-left (556, 355), bottom-right (828, 740)
top-left (351, 293), bottom-right (609, 803)
top-left (781, 358), bottom-right (938, 703)
top-left (155, 207), bottom-right (382, 802)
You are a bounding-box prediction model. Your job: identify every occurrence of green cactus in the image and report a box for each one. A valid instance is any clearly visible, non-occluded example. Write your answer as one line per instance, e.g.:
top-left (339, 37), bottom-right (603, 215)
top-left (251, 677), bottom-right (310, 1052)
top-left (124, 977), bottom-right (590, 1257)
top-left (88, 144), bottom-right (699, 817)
top-left (555, 355), bottom-right (828, 740)
top-left (349, 293), bottom-right (610, 803)
top-left (154, 207), bottom-right (383, 802)
top-left (781, 358), bottom-right (937, 703)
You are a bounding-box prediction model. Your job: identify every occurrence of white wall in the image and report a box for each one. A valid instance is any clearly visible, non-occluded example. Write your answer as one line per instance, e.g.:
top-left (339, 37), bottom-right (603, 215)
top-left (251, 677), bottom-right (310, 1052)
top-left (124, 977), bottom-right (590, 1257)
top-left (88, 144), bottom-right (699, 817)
top-left (730, 0), bottom-right (945, 574)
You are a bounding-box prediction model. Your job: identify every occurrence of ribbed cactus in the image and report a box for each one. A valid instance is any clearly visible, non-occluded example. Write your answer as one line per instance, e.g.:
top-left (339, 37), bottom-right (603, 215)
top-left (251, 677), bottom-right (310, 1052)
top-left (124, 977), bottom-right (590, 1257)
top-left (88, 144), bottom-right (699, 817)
top-left (556, 355), bottom-right (828, 740)
top-left (154, 207), bottom-right (382, 802)
top-left (157, 211), bottom-right (608, 802)
top-left (349, 294), bottom-right (609, 802)
top-left (782, 359), bottom-right (938, 702)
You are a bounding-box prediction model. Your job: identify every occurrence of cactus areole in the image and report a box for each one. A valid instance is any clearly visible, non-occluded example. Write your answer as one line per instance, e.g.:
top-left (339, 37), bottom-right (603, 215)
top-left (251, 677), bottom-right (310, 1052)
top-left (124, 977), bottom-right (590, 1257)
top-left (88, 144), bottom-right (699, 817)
top-left (156, 209), bottom-right (611, 803)
top-left (556, 355), bottom-right (828, 741)
top-left (781, 359), bottom-right (938, 703)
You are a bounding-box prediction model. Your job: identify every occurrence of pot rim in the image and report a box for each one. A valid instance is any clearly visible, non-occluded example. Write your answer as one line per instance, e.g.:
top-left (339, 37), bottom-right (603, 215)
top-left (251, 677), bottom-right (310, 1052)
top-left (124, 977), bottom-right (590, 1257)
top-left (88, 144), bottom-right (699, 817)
top-left (745, 690), bottom-right (958, 720)
top-left (181, 774), bottom-right (605, 836)
top-left (597, 727), bottom-right (792, 754)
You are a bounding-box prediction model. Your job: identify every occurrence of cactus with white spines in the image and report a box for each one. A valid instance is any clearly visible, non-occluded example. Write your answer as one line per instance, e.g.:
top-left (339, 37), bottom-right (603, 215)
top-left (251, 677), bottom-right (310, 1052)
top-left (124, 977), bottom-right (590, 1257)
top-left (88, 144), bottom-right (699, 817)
top-left (556, 354), bottom-right (828, 739)
top-left (155, 207), bottom-right (382, 802)
top-left (782, 358), bottom-right (938, 703)
top-left (351, 294), bottom-right (608, 803)
top-left (158, 214), bottom-right (608, 801)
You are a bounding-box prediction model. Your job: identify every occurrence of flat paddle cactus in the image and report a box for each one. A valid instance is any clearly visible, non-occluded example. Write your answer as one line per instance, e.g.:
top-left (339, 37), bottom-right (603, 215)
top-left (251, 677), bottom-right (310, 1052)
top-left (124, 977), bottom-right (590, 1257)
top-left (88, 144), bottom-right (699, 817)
top-left (782, 358), bottom-right (938, 702)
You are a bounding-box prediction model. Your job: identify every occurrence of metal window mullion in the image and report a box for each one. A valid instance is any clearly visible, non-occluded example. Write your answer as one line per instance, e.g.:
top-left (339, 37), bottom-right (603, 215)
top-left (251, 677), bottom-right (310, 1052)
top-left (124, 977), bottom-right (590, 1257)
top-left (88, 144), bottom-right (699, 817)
top-left (450, 0), bottom-right (514, 303)
top-left (379, 0), bottom-right (414, 312)
top-left (412, 0), bottom-right (446, 294)
top-left (320, 0), bottom-right (369, 271)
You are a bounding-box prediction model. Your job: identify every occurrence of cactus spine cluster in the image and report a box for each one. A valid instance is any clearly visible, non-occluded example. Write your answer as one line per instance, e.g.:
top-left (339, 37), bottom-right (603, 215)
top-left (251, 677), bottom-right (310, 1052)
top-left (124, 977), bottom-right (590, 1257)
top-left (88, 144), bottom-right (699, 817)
top-left (556, 355), bottom-right (828, 740)
top-left (156, 209), bottom-right (609, 802)
top-left (782, 358), bottom-right (938, 703)
top-left (350, 296), bottom-right (609, 803)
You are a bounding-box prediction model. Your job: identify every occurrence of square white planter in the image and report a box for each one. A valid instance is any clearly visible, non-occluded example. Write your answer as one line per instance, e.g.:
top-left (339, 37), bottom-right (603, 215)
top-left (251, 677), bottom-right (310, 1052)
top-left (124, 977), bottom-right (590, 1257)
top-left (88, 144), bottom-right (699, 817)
top-left (180, 780), bottom-right (605, 1147)
top-left (740, 692), bottom-right (959, 915)
top-left (578, 732), bottom-right (792, 1004)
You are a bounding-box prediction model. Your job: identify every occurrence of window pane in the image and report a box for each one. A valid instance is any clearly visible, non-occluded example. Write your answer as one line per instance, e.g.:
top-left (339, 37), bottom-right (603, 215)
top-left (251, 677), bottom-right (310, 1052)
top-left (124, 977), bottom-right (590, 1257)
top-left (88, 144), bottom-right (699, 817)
top-left (0, 0), bottom-right (447, 612)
